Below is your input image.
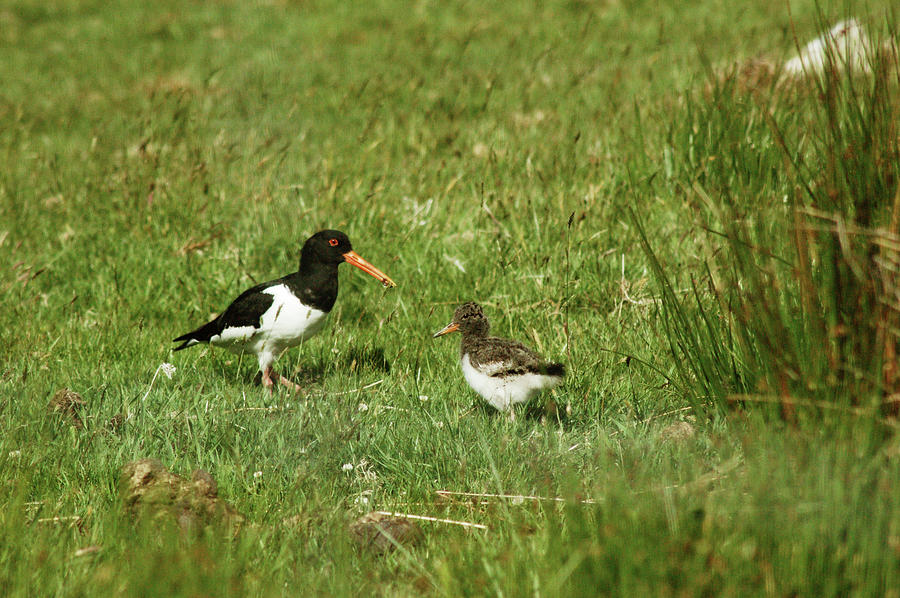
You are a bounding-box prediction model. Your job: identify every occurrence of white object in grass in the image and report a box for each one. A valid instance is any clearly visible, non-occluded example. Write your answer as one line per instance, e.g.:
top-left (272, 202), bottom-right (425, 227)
top-left (784, 19), bottom-right (872, 77)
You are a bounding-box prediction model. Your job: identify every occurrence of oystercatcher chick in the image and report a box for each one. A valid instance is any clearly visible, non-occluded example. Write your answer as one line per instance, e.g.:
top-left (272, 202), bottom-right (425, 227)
top-left (433, 302), bottom-right (565, 413)
top-left (172, 230), bottom-right (395, 392)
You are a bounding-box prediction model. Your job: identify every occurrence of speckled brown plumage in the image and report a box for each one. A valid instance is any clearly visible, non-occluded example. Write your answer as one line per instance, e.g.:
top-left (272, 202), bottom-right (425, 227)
top-left (434, 302), bottom-right (565, 411)
top-left (444, 302), bottom-right (564, 376)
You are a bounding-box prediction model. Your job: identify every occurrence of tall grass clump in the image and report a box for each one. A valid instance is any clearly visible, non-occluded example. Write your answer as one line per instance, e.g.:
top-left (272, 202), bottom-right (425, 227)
top-left (637, 21), bottom-right (900, 424)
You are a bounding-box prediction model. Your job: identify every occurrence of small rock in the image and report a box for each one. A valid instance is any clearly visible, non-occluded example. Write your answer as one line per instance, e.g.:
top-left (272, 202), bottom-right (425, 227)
top-left (661, 421), bottom-right (696, 443)
top-left (48, 388), bottom-right (86, 430)
top-left (349, 512), bottom-right (423, 555)
top-left (120, 459), bottom-right (243, 533)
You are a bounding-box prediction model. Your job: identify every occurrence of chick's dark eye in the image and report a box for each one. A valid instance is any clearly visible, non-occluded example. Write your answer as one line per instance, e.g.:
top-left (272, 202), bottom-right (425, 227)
top-left (328, 238), bottom-right (339, 247)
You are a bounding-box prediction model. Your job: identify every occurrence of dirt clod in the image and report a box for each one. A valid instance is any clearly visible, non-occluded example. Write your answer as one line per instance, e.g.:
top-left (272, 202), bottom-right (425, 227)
top-left (48, 388), bottom-right (86, 430)
top-left (120, 459), bottom-right (243, 533)
top-left (661, 421), bottom-right (696, 444)
top-left (191, 469), bottom-right (218, 498)
top-left (107, 413), bottom-right (125, 434)
top-left (350, 512), bottom-right (423, 555)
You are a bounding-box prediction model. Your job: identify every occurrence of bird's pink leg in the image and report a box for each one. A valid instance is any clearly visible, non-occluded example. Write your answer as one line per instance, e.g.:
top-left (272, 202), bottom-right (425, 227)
top-left (276, 372), bottom-right (303, 393)
top-left (261, 367), bottom-right (276, 394)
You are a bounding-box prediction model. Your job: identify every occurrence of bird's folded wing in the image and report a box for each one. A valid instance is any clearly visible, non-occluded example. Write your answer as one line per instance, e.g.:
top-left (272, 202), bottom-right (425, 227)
top-left (218, 281), bottom-right (278, 329)
top-left (470, 339), bottom-right (556, 378)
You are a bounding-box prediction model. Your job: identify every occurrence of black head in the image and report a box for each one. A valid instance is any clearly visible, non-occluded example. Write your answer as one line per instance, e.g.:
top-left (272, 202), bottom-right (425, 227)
top-left (302, 230), bottom-right (353, 265)
top-left (433, 301), bottom-right (490, 338)
top-left (300, 229), bottom-right (396, 287)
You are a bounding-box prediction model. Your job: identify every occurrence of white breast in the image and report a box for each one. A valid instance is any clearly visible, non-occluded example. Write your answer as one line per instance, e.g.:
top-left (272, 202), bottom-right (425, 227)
top-left (211, 284), bottom-right (328, 365)
top-left (460, 353), bottom-right (562, 411)
top-left (257, 284), bottom-right (328, 345)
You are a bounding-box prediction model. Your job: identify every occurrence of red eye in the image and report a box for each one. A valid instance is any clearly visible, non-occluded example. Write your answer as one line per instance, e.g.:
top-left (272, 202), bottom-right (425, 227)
top-left (328, 238), bottom-right (339, 247)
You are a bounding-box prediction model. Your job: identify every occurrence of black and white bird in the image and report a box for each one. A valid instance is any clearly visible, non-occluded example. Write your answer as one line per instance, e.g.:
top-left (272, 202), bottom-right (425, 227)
top-left (433, 302), bottom-right (565, 412)
top-left (173, 230), bottom-right (396, 392)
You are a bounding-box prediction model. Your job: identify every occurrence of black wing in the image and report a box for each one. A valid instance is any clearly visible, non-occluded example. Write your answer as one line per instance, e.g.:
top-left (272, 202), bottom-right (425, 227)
top-left (172, 280), bottom-right (278, 350)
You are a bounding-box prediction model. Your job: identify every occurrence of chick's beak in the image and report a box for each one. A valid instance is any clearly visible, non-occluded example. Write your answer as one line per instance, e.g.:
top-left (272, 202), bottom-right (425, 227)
top-left (432, 322), bottom-right (459, 338)
top-left (342, 250), bottom-right (396, 288)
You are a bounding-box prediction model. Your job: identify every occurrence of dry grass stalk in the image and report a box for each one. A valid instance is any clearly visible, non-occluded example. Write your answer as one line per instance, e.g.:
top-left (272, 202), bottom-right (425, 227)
top-left (374, 510), bottom-right (488, 530)
top-left (36, 515), bottom-right (83, 525)
top-left (36, 515), bottom-right (87, 534)
top-left (73, 545), bottom-right (102, 557)
top-left (435, 490), bottom-right (597, 505)
top-left (324, 379), bottom-right (384, 396)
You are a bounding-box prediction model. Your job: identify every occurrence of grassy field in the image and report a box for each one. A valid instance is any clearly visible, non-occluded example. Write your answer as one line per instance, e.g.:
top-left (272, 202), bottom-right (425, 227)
top-left (2, 0), bottom-right (900, 595)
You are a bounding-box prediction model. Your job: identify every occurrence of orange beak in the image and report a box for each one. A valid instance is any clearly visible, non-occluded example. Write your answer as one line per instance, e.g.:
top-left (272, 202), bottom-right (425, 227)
top-left (432, 322), bottom-right (459, 338)
top-left (342, 250), bottom-right (396, 288)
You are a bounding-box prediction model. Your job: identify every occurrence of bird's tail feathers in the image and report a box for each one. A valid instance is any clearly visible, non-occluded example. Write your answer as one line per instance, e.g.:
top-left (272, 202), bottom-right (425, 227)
top-left (544, 362), bottom-right (566, 377)
top-left (172, 318), bottom-right (221, 351)
top-left (172, 337), bottom-right (201, 351)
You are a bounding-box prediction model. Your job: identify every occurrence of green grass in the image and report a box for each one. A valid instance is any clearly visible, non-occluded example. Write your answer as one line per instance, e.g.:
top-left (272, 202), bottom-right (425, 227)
top-left (2, 0), bottom-right (900, 595)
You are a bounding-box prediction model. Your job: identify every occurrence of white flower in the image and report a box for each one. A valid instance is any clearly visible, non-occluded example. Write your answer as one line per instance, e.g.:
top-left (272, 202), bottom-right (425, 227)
top-left (142, 362), bottom-right (178, 402)
top-left (357, 403), bottom-right (368, 412)
top-left (160, 362), bottom-right (176, 379)
top-left (8, 450), bottom-right (21, 458)
top-left (253, 471), bottom-right (263, 479)
top-left (418, 395), bottom-right (429, 402)
top-left (401, 196), bottom-right (434, 227)
top-left (443, 255), bottom-right (466, 273)
top-left (342, 463), bottom-right (354, 472)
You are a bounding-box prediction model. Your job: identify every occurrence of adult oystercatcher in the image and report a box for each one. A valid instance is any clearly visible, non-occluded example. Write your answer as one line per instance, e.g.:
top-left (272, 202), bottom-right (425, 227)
top-left (433, 302), bottom-right (565, 412)
top-left (172, 230), bottom-right (395, 392)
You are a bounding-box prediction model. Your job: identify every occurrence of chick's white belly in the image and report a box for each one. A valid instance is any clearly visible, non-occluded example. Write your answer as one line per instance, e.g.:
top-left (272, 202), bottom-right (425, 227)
top-left (460, 354), bottom-right (560, 411)
top-left (211, 285), bottom-right (328, 358)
